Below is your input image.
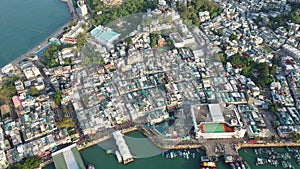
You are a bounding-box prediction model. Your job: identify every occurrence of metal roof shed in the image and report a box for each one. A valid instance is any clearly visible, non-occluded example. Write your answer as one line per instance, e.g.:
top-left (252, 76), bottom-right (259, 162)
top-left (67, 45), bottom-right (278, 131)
top-left (208, 104), bottom-right (225, 122)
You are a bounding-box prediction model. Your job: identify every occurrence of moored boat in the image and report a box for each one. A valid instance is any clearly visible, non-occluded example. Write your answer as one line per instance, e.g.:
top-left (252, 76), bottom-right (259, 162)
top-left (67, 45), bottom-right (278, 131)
top-left (200, 156), bottom-right (211, 162)
top-left (201, 162), bottom-right (216, 167)
top-left (88, 164), bottom-right (95, 169)
top-left (286, 146), bottom-right (291, 152)
top-left (243, 161), bottom-right (251, 169)
top-left (256, 157), bottom-right (263, 165)
top-left (240, 162), bottom-right (246, 169)
top-left (230, 162), bottom-right (236, 169)
top-left (170, 151), bottom-right (177, 159)
top-left (287, 161), bottom-right (293, 169)
top-left (235, 162), bottom-right (241, 169)
top-left (192, 152), bottom-right (195, 158)
top-left (115, 151), bottom-right (122, 163)
top-left (282, 160), bottom-right (288, 168)
top-left (170, 152), bottom-right (174, 159)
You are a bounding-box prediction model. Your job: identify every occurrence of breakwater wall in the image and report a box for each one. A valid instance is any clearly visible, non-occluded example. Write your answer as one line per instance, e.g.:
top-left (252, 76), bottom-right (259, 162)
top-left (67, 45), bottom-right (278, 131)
top-left (236, 142), bottom-right (300, 150)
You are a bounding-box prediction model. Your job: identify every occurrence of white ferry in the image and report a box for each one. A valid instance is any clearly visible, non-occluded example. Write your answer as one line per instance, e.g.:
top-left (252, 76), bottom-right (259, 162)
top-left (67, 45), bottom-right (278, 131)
top-left (115, 151), bottom-right (122, 163)
top-left (87, 164), bottom-right (95, 169)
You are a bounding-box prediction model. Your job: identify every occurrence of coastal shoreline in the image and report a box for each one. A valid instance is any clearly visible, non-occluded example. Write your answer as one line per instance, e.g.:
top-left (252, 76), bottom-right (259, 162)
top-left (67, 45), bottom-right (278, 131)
top-left (8, 22), bottom-right (70, 67)
top-left (1, 0), bottom-right (74, 69)
top-left (77, 126), bottom-right (300, 155)
top-left (77, 127), bottom-right (203, 152)
top-left (77, 127), bottom-right (140, 151)
top-left (236, 142), bottom-right (300, 150)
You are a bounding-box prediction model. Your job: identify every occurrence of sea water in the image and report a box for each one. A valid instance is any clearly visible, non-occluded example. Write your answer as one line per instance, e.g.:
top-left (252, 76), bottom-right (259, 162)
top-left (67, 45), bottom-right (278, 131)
top-left (45, 131), bottom-right (300, 169)
top-left (0, 0), bottom-right (70, 68)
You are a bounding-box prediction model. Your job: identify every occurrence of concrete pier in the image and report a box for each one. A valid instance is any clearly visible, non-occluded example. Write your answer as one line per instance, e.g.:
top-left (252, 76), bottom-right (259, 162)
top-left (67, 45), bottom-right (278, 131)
top-left (112, 130), bottom-right (134, 164)
top-left (203, 139), bottom-right (239, 157)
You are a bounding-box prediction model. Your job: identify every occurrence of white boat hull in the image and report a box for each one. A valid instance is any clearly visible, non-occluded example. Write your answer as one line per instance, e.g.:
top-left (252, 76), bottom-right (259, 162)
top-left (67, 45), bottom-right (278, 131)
top-left (116, 151), bottom-right (122, 163)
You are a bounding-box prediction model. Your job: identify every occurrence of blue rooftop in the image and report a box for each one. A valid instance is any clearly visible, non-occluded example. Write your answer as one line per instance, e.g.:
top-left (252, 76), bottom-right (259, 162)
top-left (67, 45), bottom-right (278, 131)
top-left (97, 31), bottom-right (119, 42)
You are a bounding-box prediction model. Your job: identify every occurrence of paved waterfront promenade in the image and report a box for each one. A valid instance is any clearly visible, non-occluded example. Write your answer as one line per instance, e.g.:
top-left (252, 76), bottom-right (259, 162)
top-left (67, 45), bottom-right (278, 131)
top-left (65, 0), bottom-right (78, 19)
top-left (77, 127), bottom-right (139, 151)
top-left (78, 136), bottom-right (111, 151)
top-left (237, 142), bottom-right (300, 149)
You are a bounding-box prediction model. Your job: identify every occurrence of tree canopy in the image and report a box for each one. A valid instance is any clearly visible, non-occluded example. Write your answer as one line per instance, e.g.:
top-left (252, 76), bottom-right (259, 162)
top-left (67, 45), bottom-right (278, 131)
top-left (0, 76), bottom-right (20, 101)
top-left (57, 118), bottom-right (75, 129)
top-left (7, 157), bottom-right (41, 169)
top-left (42, 44), bottom-right (61, 68)
top-left (53, 91), bottom-right (62, 106)
top-left (42, 44), bottom-right (74, 68)
top-left (226, 52), bottom-right (275, 87)
top-left (28, 87), bottom-right (39, 97)
top-left (291, 132), bottom-right (300, 142)
top-left (77, 32), bottom-right (87, 49)
top-left (176, 0), bottom-right (222, 27)
top-left (150, 33), bottom-right (157, 48)
top-left (229, 33), bottom-right (238, 41)
top-left (268, 103), bottom-right (278, 113)
top-left (264, 2), bottom-right (300, 30)
top-left (87, 0), bottom-right (158, 26)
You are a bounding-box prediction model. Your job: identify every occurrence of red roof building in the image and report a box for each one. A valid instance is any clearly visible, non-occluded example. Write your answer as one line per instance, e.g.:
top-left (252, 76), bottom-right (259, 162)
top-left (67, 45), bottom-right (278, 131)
top-left (12, 96), bottom-right (22, 109)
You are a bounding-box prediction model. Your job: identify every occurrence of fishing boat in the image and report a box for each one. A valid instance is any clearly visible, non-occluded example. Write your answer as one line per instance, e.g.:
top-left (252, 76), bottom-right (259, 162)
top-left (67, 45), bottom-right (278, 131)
top-left (115, 151), bottom-right (122, 163)
top-left (243, 161), bottom-right (251, 169)
top-left (186, 153), bottom-right (189, 159)
top-left (271, 147), bottom-right (274, 152)
top-left (282, 160), bottom-right (288, 168)
top-left (286, 146), bottom-right (291, 152)
top-left (201, 162), bottom-right (216, 167)
top-left (170, 152), bottom-right (174, 159)
top-left (240, 162), bottom-right (246, 169)
top-left (287, 161), bottom-right (293, 169)
top-left (178, 150), bottom-right (183, 157)
top-left (225, 155), bottom-right (234, 163)
top-left (200, 156), bottom-right (211, 162)
top-left (256, 157), bottom-right (264, 165)
top-left (272, 159), bottom-right (279, 167)
top-left (173, 152), bottom-right (177, 158)
top-left (88, 164), bottom-right (95, 169)
top-left (192, 152), bottom-right (195, 158)
top-left (230, 163), bottom-right (236, 169)
top-left (170, 151), bottom-right (177, 159)
top-left (211, 156), bottom-right (218, 162)
top-left (235, 162), bottom-right (241, 169)
top-left (166, 152), bottom-right (170, 158)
